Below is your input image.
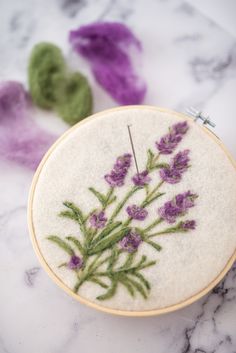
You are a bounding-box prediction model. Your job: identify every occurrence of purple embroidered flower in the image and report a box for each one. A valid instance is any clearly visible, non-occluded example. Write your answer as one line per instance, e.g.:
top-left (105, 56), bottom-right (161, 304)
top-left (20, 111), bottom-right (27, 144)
top-left (132, 170), bottom-right (151, 186)
top-left (114, 153), bottom-right (132, 170)
top-left (172, 121), bottom-right (189, 135)
top-left (89, 211), bottom-right (107, 229)
top-left (175, 191), bottom-right (197, 210)
top-left (179, 220), bottom-right (196, 230)
top-left (158, 191), bottom-right (198, 224)
top-left (160, 150), bottom-right (190, 184)
top-left (68, 255), bottom-right (83, 270)
top-left (126, 204), bottom-right (148, 220)
top-left (119, 230), bottom-right (142, 253)
top-left (172, 149), bottom-right (190, 173)
top-left (156, 121), bottom-right (189, 155)
top-left (105, 153), bottom-right (132, 187)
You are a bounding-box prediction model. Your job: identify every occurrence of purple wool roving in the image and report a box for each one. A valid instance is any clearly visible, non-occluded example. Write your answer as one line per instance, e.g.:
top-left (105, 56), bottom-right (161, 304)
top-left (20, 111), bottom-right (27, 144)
top-left (69, 22), bottom-right (147, 105)
top-left (0, 81), bottom-right (56, 170)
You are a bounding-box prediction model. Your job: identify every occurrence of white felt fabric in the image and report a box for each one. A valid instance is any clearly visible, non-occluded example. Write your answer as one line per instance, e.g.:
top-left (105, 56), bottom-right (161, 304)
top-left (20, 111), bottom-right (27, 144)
top-left (32, 107), bottom-right (236, 311)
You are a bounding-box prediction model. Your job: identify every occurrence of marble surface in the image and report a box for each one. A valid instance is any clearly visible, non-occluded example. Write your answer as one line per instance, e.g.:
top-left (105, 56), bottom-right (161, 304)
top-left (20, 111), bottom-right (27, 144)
top-left (0, 0), bottom-right (236, 352)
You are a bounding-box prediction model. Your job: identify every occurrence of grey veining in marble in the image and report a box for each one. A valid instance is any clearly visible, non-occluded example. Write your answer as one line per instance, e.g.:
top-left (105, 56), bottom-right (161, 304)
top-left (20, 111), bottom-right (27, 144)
top-left (0, 0), bottom-right (236, 352)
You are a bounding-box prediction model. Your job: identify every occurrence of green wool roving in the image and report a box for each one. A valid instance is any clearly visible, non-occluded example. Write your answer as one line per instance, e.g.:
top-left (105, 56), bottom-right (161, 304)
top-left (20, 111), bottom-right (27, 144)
top-left (28, 43), bottom-right (66, 109)
top-left (57, 72), bottom-right (93, 125)
top-left (28, 42), bottom-right (93, 125)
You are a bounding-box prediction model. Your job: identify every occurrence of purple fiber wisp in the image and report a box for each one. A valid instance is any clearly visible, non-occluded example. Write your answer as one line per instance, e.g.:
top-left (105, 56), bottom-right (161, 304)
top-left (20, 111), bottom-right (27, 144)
top-left (0, 81), bottom-right (56, 170)
top-left (69, 22), bottom-right (147, 104)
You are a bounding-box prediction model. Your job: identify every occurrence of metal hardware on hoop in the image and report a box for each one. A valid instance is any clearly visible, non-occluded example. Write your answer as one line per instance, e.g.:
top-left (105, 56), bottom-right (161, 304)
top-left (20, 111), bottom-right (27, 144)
top-left (186, 107), bottom-right (216, 128)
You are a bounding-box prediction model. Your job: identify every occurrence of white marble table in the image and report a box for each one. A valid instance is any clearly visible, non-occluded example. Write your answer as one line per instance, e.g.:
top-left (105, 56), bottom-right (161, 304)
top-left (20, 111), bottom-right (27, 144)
top-left (1, 0), bottom-right (236, 352)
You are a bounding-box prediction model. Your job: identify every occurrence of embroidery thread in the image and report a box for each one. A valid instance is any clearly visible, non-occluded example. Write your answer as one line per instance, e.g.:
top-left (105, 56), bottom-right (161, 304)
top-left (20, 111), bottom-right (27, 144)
top-left (47, 121), bottom-right (198, 301)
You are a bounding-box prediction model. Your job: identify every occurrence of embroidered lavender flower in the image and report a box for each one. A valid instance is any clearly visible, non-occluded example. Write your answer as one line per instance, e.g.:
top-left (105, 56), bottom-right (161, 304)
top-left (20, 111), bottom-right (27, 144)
top-left (175, 191), bottom-right (197, 210)
top-left (115, 153), bottom-right (132, 170)
top-left (105, 153), bottom-right (132, 187)
top-left (156, 121), bottom-right (189, 154)
top-left (160, 150), bottom-right (190, 184)
top-left (68, 255), bottom-right (83, 270)
top-left (132, 170), bottom-right (151, 186)
top-left (126, 204), bottom-right (148, 220)
top-left (179, 220), bottom-right (196, 230)
top-left (158, 191), bottom-right (198, 224)
top-left (119, 230), bottom-right (142, 253)
top-left (172, 121), bottom-right (189, 135)
top-left (89, 211), bottom-right (107, 229)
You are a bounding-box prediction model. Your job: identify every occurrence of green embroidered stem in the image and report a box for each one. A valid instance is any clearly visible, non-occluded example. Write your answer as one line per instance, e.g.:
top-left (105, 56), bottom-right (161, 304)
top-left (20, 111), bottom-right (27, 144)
top-left (91, 221), bottom-right (122, 247)
top-left (143, 218), bottom-right (163, 233)
top-left (142, 180), bottom-right (164, 206)
top-left (108, 186), bottom-right (141, 224)
top-left (88, 227), bottom-right (130, 255)
top-left (147, 223), bottom-right (190, 238)
top-left (104, 187), bottom-right (116, 208)
top-left (146, 151), bottom-right (166, 171)
top-left (141, 192), bottom-right (165, 208)
top-left (73, 252), bottom-right (111, 293)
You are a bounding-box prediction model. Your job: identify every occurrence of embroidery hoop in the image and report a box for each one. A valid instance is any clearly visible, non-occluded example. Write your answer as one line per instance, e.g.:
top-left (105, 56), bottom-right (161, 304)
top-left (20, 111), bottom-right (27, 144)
top-left (27, 105), bottom-right (236, 317)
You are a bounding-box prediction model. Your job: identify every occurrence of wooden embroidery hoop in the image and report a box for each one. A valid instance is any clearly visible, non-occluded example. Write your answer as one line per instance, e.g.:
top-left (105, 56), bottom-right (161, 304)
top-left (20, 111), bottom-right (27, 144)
top-left (27, 105), bottom-right (236, 317)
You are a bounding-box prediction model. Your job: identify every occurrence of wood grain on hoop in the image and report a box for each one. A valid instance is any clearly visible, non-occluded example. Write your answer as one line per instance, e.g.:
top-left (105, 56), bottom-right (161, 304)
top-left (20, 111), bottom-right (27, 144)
top-left (27, 105), bottom-right (236, 317)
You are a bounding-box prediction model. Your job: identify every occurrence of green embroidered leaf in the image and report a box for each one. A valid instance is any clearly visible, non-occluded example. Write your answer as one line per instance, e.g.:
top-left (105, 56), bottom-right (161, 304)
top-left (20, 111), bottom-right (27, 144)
top-left (47, 236), bottom-right (74, 256)
top-left (66, 236), bottom-right (85, 255)
top-left (88, 228), bottom-right (130, 255)
top-left (139, 260), bottom-right (156, 270)
top-left (87, 253), bottom-right (103, 273)
top-left (118, 275), bottom-right (135, 297)
top-left (59, 210), bottom-right (78, 222)
top-left (145, 239), bottom-right (162, 252)
top-left (146, 149), bottom-right (155, 170)
top-left (105, 187), bottom-right (115, 205)
top-left (107, 195), bottom-right (117, 205)
top-left (130, 272), bottom-right (151, 290)
top-left (89, 187), bottom-right (106, 206)
top-left (97, 279), bottom-right (118, 300)
top-left (73, 280), bottom-right (83, 293)
top-left (61, 202), bottom-right (87, 236)
top-left (107, 247), bottom-right (120, 270)
top-left (58, 262), bottom-right (67, 268)
top-left (91, 221), bottom-right (122, 246)
top-left (136, 255), bottom-right (147, 268)
top-left (63, 202), bottom-right (85, 223)
top-left (120, 252), bottom-right (136, 270)
top-left (88, 276), bottom-right (109, 289)
top-left (126, 277), bottom-right (147, 299)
